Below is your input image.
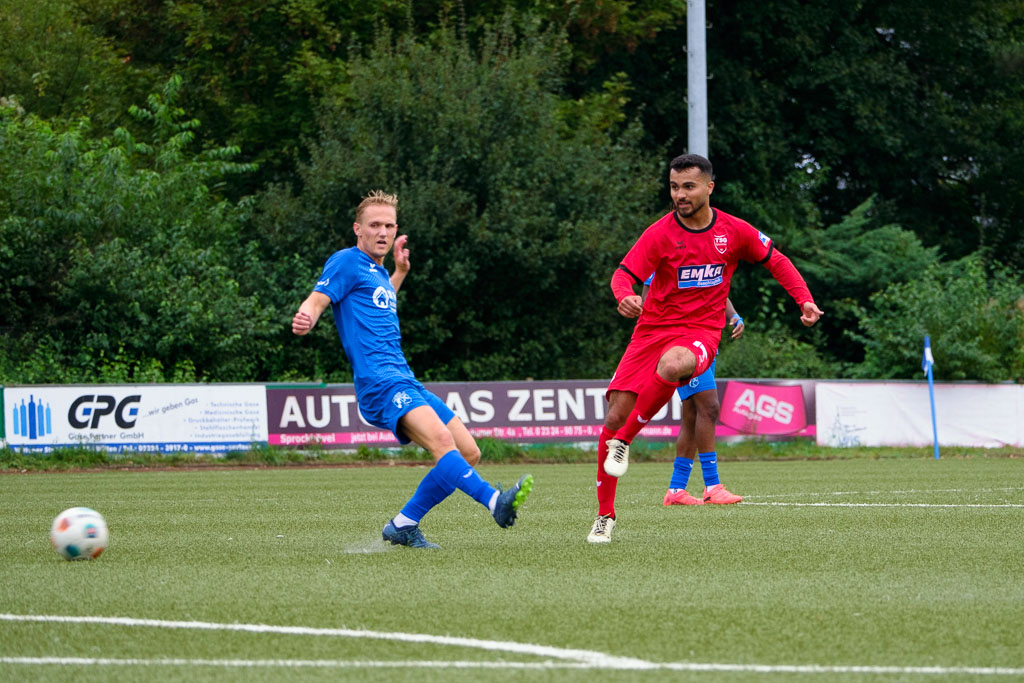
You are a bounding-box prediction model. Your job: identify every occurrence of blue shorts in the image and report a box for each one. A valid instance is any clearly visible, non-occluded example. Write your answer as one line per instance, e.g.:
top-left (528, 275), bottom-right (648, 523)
top-left (357, 379), bottom-right (455, 445)
top-left (676, 357), bottom-right (717, 401)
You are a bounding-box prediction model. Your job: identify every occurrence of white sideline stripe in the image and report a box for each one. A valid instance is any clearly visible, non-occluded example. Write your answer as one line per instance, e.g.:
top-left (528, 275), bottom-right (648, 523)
top-left (2, 614), bottom-right (1023, 676)
top-left (744, 502), bottom-right (1024, 508)
top-left (2, 657), bottom-right (1024, 676)
top-left (0, 613), bottom-right (650, 669)
top-left (757, 487), bottom-right (1024, 498)
top-left (1, 657), bottom-right (588, 670)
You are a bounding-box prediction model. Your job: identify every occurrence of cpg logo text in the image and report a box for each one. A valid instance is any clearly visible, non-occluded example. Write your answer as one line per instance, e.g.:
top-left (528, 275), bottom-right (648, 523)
top-left (68, 395), bottom-right (142, 429)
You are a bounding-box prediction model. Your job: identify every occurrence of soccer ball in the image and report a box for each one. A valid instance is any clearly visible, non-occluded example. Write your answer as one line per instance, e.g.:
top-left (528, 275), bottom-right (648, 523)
top-left (50, 507), bottom-right (108, 561)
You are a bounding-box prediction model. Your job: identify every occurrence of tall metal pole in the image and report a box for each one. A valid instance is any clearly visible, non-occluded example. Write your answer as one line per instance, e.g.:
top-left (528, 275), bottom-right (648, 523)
top-left (687, 0), bottom-right (708, 158)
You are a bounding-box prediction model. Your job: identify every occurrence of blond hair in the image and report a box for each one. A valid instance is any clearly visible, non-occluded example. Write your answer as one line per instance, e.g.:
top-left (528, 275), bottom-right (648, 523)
top-left (356, 190), bottom-right (398, 222)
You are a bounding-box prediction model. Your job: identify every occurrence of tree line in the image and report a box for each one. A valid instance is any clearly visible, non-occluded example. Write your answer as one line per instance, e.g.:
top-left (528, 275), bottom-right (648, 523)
top-left (1, 0), bottom-right (1021, 384)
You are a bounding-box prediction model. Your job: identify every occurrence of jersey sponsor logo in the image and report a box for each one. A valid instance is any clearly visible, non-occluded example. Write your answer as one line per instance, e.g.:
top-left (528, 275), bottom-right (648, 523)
top-left (372, 285), bottom-right (396, 310)
top-left (316, 277), bottom-right (330, 287)
top-left (677, 264), bottom-right (725, 288)
top-left (758, 231), bottom-right (771, 248)
top-left (391, 390), bottom-right (412, 409)
top-left (713, 233), bottom-right (728, 254)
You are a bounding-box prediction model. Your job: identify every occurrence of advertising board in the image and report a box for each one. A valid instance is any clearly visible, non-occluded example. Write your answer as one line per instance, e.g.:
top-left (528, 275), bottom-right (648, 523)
top-left (3, 385), bottom-right (268, 453)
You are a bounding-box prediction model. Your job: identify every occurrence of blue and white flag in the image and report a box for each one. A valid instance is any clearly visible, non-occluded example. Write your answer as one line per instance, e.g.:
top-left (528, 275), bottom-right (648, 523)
top-left (922, 335), bottom-right (935, 375)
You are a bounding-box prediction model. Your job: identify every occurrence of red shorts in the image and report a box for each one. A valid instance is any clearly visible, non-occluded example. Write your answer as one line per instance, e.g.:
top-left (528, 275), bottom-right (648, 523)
top-left (608, 324), bottom-right (720, 396)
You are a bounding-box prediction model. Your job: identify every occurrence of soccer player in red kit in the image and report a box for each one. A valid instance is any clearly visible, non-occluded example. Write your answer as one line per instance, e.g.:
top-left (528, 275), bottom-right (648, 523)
top-left (587, 154), bottom-right (823, 543)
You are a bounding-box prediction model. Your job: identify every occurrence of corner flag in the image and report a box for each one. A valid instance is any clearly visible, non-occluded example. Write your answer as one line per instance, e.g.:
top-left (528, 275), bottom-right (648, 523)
top-left (922, 336), bottom-right (935, 375)
top-left (922, 335), bottom-right (939, 459)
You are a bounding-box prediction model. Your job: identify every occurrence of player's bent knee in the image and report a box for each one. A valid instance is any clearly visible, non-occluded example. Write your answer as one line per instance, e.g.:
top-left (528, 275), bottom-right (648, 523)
top-left (462, 445), bottom-right (481, 467)
top-left (658, 347), bottom-right (697, 383)
top-left (413, 425), bottom-right (458, 460)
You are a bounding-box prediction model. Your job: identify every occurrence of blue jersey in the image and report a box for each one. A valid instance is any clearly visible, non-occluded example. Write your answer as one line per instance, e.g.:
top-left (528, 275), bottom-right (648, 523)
top-left (314, 247), bottom-right (416, 398)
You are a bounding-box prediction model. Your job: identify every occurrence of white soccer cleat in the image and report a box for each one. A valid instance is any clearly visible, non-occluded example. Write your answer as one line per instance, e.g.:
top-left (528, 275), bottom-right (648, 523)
top-left (603, 438), bottom-right (630, 477)
top-left (587, 514), bottom-right (616, 544)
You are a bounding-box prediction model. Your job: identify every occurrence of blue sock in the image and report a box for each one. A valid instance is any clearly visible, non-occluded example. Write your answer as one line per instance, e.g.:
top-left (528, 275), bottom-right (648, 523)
top-left (399, 450), bottom-right (497, 519)
top-left (399, 461), bottom-right (457, 522)
top-left (699, 451), bottom-right (720, 487)
top-left (434, 451), bottom-right (497, 507)
top-left (669, 457), bottom-right (694, 489)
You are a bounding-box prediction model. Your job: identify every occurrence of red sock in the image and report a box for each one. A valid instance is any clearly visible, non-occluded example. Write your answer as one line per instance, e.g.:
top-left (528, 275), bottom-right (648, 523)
top-left (596, 426), bottom-right (618, 518)
top-left (616, 372), bottom-right (678, 443)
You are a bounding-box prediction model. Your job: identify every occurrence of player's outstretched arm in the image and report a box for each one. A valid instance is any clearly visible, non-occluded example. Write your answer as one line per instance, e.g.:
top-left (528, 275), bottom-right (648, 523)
top-left (292, 292), bottom-right (331, 336)
top-left (762, 249), bottom-right (822, 327)
top-left (390, 234), bottom-right (410, 293)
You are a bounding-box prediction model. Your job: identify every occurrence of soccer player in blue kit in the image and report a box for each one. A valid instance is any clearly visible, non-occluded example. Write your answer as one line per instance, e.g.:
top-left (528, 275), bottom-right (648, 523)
top-left (291, 190), bottom-right (533, 549)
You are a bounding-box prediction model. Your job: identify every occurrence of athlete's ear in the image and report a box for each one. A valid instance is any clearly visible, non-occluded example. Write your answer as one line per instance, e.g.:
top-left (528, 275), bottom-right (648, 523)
top-left (707, 180), bottom-right (715, 195)
top-left (352, 221), bottom-right (361, 237)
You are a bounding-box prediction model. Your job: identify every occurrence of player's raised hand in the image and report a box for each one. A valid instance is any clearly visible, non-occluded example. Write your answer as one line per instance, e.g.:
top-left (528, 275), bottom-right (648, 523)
top-left (393, 234), bottom-right (410, 274)
top-left (617, 294), bottom-right (643, 319)
top-left (800, 301), bottom-right (824, 327)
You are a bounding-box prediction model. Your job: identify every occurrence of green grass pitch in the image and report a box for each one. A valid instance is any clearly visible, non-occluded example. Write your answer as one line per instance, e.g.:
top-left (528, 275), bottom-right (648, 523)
top-left (1, 459), bottom-right (1022, 682)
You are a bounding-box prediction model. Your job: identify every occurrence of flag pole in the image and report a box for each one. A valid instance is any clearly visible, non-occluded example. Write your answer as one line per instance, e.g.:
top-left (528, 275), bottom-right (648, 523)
top-left (923, 335), bottom-right (939, 460)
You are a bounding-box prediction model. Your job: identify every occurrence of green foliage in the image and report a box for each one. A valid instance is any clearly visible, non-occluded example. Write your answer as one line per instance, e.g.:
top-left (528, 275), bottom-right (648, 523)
top-left (853, 254), bottom-right (1024, 381)
top-left (716, 327), bottom-right (837, 379)
top-left (258, 19), bottom-right (662, 381)
top-left (73, 0), bottom-right (415, 193)
top-left (0, 0), bottom-right (150, 127)
top-left (708, 0), bottom-right (1024, 266)
top-left (2, 1), bottom-right (1022, 383)
top-left (786, 197), bottom-right (941, 365)
top-left (0, 77), bottom-right (273, 383)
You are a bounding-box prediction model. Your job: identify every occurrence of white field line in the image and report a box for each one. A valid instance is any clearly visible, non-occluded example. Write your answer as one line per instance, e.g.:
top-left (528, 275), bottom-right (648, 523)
top-left (0, 613), bottom-right (650, 669)
top-left (2, 614), bottom-right (1023, 676)
top-left (743, 502), bottom-right (1024, 508)
top-left (1, 657), bottom-right (591, 670)
top-left (2, 656), bottom-right (1024, 676)
top-left (752, 487), bottom-right (1024, 499)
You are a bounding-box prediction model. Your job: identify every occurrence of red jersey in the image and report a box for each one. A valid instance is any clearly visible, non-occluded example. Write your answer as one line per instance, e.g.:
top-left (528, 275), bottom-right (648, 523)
top-left (612, 208), bottom-right (813, 332)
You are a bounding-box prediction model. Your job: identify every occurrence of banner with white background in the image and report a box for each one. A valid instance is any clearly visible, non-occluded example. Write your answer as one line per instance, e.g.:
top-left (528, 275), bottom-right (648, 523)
top-left (3, 385), bottom-right (268, 453)
top-left (815, 381), bottom-right (1023, 448)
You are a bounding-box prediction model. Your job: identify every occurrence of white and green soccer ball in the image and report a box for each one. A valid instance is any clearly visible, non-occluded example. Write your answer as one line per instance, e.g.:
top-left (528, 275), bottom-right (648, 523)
top-left (50, 507), bottom-right (108, 561)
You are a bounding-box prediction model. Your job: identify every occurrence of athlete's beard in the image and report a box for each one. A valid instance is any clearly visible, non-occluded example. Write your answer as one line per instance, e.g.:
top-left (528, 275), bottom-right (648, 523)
top-left (675, 197), bottom-right (706, 220)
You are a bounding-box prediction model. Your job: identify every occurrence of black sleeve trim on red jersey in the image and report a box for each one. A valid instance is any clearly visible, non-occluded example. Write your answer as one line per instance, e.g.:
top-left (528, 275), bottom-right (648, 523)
top-left (617, 264), bottom-right (644, 286)
top-left (754, 243), bottom-right (774, 266)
